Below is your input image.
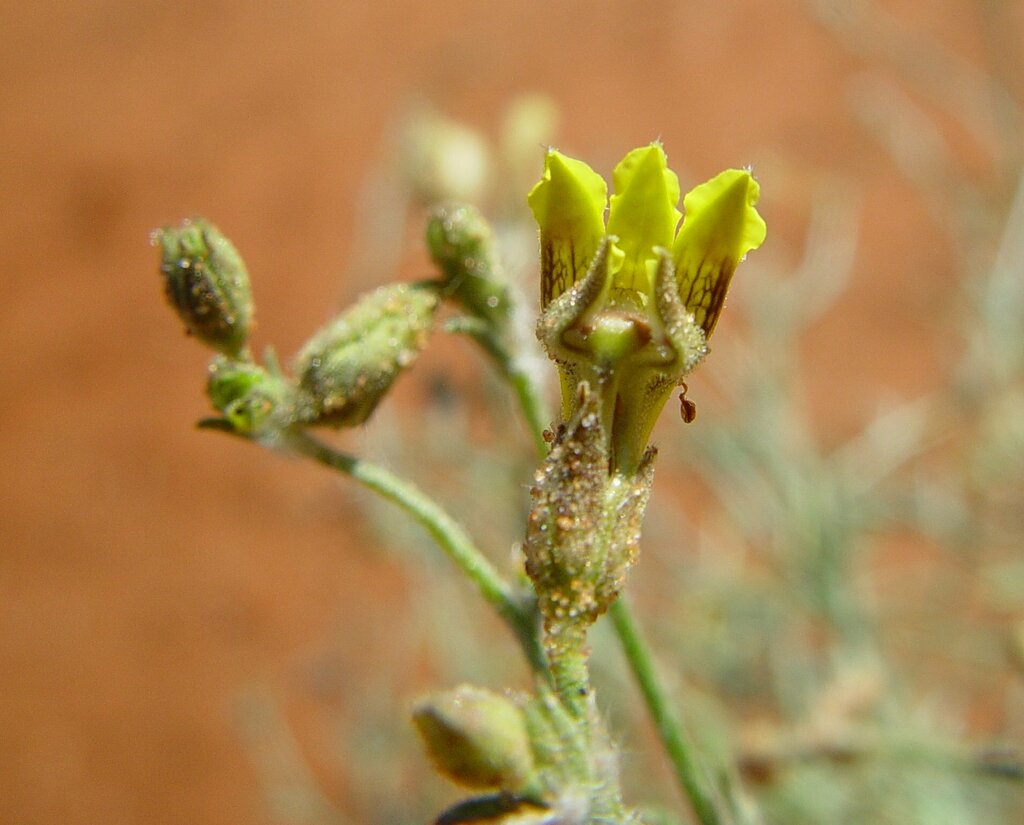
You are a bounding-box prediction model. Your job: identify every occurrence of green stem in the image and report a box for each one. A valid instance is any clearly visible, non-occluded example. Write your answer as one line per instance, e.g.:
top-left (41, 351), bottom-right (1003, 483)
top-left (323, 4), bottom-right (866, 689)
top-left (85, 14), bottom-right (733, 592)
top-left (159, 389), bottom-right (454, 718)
top-left (506, 362), bottom-right (552, 457)
top-left (283, 429), bottom-right (548, 677)
top-left (445, 316), bottom-right (551, 456)
top-left (609, 598), bottom-right (729, 825)
top-left (546, 628), bottom-right (593, 722)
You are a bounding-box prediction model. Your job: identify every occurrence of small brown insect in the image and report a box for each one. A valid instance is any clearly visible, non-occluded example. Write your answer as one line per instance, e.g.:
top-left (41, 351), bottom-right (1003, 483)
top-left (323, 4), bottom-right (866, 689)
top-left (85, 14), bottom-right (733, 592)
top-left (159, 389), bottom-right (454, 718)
top-left (678, 382), bottom-right (697, 423)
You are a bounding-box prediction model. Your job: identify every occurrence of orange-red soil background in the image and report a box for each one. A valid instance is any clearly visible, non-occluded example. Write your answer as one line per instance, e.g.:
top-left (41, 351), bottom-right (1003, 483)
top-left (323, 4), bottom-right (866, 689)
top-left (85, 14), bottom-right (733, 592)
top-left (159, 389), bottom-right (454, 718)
top-left (2, 2), bottom-right (1022, 824)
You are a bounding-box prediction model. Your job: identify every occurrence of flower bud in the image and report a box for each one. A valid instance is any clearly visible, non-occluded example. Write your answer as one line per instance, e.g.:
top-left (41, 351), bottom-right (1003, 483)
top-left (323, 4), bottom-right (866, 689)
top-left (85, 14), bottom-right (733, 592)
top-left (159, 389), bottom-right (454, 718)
top-left (500, 94), bottom-right (560, 196)
top-left (155, 218), bottom-right (253, 357)
top-left (206, 356), bottom-right (293, 437)
top-left (412, 685), bottom-right (536, 792)
top-left (400, 107), bottom-right (491, 205)
top-left (293, 282), bottom-right (438, 427)
top-left (426, 203), bottom-right (512, 331)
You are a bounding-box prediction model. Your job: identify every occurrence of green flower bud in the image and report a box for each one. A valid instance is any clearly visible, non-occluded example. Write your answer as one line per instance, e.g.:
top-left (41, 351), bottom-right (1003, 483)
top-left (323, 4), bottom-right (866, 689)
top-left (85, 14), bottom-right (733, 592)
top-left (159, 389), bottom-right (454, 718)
top-left (412, 685), bottom-right (536, 792)
top-left (294, 282), bottom-right (438, 427)
top-left (427, 203), bottom-right (512, 331)
top-left (155, 218), bottom-right (253, 357)
top-left (206, 356), bottom-right (293, 437)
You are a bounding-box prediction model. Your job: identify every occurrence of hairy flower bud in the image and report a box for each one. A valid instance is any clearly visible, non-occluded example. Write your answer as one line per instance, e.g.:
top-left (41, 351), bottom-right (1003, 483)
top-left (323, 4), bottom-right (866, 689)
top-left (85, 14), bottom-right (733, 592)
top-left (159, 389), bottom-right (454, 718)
top-left (206, 357), bottom-right (293, 437)
top-left (426, 203), bottom-right (512, 331)
top-left (293, 282), bottom-right (438, 427)
top-left (400, 107), bottom-right (491, 205)
top-left (155, 218), bottom-right (253, 357)
top-left (412, 685), bottom-right (536, 792)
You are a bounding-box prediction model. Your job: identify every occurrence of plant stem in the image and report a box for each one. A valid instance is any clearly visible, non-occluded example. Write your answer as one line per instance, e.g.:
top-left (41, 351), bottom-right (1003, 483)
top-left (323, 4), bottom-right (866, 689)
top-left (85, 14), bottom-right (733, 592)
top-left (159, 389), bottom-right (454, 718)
top-left (445, 316), bottom-right (550, 456)
top-left (609, 597), bottom-right (730, 825)
top-left (506, 362), bottom-right (551, 457)
top-left (283, 428), bottom-right (548, 677)
top-left (484, 324), bottom-right (742, 822)
top-left (546, 627), bottom-right (593, 721)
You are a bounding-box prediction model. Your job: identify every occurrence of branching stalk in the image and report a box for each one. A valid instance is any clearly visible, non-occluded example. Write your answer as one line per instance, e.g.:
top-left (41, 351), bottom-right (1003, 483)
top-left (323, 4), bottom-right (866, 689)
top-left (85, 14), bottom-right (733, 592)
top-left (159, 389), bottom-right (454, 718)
top-left (282, 428), bottom-right (549, 677)
top-left (445, 315), bottom-right (551, 457)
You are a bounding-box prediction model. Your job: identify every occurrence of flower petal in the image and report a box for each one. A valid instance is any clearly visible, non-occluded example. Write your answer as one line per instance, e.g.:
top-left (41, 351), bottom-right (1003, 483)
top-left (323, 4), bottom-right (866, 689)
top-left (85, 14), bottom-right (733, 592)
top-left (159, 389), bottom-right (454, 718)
top-left (527, 149), bottom-right (608, 309)
top-left (606, 144), bottom-right (682, 296)
top-left (672, 169), bottom-right (766, 337)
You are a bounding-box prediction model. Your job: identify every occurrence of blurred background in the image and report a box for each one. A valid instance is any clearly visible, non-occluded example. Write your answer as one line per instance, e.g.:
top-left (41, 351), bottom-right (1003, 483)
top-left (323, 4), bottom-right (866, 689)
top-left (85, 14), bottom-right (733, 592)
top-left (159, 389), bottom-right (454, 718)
top-left (2, 1), bottom-right (1023, 823)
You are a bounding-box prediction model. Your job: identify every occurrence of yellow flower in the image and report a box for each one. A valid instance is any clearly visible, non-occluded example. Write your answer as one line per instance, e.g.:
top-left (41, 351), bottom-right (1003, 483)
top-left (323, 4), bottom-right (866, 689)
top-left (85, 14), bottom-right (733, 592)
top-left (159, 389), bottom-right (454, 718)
top-left (673, 168), bottom-right (767, 336)
top-left (528, 143), bottom-right (765, 334)
top-left (527, 151), bottom-right (608, 309)
top-left (528, 143), bottom-right (765, 473)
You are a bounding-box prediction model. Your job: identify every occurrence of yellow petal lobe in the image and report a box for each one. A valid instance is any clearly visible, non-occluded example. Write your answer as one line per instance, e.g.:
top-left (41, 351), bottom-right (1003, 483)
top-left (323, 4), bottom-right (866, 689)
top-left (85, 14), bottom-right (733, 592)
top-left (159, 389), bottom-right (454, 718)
top-left (527, 150), bottom-right (608, 308)
top-left (672, 169), bottom-right (766, 337)
top-left (606, 144), bottom-right (682, 296)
